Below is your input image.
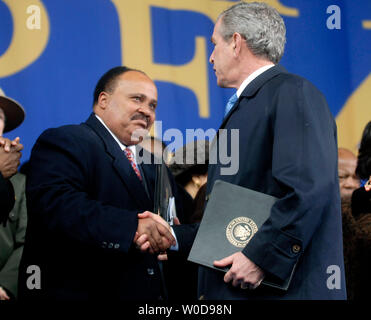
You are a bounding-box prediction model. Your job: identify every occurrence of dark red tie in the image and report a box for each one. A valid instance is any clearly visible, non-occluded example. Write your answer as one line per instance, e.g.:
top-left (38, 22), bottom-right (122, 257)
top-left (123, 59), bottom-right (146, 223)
top-left (124, 148), bottom-right (142, 181)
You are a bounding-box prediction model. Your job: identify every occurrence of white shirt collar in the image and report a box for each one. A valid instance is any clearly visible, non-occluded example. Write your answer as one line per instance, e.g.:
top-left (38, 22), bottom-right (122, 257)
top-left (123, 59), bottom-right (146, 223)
top-left (236, 64), bottom-right (275, 97)
top-left (94, 114), bottom-right (136, 154)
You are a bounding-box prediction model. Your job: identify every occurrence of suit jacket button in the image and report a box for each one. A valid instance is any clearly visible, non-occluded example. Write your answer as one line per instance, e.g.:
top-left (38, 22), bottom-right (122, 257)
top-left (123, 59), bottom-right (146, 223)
top-left (147, 268), bottom-right (154, 275)
top-left (292, 244), bottom-right (301, 254)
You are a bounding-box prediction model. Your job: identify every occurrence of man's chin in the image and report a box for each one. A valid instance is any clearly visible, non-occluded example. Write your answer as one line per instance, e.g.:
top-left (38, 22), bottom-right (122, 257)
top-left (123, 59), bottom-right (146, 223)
top-left (217, 79), bottom-right (227, 88)
top-left (340, 194), bottom-right (352, 205)
top-left (217, 78), bottom-right (234, 89)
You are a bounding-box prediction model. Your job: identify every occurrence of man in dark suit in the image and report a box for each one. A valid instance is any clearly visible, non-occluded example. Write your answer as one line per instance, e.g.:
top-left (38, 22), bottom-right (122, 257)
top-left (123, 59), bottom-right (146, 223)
top-left (18, 67), bottom-right (176, 300)
top-left (139, 2), bottom-right (346, 299)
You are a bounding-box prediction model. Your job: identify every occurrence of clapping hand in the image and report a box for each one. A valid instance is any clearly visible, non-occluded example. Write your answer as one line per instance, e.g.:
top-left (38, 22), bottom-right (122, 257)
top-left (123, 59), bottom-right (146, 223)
top-left (0, 137), bottom-right (23, 179)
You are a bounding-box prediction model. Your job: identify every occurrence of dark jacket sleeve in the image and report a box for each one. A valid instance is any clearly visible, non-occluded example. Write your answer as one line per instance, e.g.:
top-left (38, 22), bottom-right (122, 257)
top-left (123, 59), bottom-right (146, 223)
top-left (26, 127), bottom-right (139, 254)
top-left (0, 173), bottom-right (15, 224)
top-left (173, 223), bottom-right (199, 254)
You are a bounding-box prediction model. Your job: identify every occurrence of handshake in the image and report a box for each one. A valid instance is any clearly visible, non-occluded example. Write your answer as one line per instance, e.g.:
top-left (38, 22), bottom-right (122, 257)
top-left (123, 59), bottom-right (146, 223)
top-left (133, 211), bottom-right (177, 255)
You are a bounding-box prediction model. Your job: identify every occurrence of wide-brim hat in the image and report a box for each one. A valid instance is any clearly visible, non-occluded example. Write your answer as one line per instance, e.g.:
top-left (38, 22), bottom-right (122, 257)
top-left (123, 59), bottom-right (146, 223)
top-left (0, 88), bottom-right (25, 133)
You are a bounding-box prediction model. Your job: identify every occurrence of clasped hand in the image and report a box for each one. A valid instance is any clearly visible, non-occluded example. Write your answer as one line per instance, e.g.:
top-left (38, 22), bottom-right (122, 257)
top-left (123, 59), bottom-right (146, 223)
top-left (133, 211), bottom-right (176, 254)
top-left (214, 252), bottom-right (265, 290)
top-left (0, 137), bottom-right (23, 179)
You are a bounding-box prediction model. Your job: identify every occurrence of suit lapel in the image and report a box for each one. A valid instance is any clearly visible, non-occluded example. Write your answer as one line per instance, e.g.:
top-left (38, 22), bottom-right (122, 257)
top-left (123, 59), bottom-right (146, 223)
top-left (85, 114), bottom-right (153, 209)
top-left (136, 145), bottom-right (156, 204)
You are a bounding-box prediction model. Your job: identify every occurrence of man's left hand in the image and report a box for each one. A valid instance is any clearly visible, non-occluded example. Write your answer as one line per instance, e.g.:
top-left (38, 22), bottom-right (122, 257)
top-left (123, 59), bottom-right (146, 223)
top-left (0, 287), bottom-right (10, 300)
top-left (213, 252), bottom-right (264, 290)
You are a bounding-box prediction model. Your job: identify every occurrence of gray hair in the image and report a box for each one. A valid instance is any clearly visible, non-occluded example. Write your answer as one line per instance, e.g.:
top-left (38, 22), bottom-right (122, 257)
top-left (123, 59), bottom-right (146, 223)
top-left (218, 2), bottom-right (286, 64)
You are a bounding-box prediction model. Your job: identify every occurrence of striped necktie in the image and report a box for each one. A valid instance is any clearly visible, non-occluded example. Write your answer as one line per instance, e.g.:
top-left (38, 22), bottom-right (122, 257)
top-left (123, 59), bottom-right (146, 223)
top-left (224, 93), bottom-right (238, 117)
top-left (124, 148), bottom-right (142, 181)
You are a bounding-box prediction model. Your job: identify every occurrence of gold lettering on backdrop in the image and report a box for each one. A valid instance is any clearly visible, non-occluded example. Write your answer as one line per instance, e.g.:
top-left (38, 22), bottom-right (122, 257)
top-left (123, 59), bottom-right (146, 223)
top-left (362, 20), bottom-right (371, 29)
top-left (336, 74), bottom-right (371, 154)
top-left (0, 0), bottom-right (49, 77)
top-left (111, 0), bottom-right (298, 123)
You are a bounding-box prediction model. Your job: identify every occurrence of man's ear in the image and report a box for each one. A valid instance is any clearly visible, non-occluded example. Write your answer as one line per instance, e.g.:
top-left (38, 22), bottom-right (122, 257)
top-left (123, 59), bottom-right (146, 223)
top-left (232, 32), bottom-right (244, 56)
top-left (97, 91), bottom-right (109, 110)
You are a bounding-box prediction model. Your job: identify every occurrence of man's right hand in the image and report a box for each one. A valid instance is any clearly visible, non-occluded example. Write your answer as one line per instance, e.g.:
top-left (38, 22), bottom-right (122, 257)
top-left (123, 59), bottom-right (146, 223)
top-left (134, 211), bottom-right (176, 253)
top-left (0, 137), bottom-right (21, 152)
top-left (0, 137), bottom-right (23, 178)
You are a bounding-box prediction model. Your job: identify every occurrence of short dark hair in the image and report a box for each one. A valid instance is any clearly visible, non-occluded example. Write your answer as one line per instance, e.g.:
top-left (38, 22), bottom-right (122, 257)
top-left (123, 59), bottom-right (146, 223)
top-left (93, 66), bottom-right (145, 106)
top-left (356, 121), bottom-right (371, 180)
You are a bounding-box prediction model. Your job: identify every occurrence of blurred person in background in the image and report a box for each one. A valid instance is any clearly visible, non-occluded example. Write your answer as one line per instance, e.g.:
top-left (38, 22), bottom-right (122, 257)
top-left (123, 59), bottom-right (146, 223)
top-left (355, 121), bottom-right (371, 188)
top-left (162, 139), bottom-right (209, 300)
top-left (0, 89), bottom-right (26, 300)
top-left (338, 148), bottom-right (360, 202)
top-left (341, 121), bottom-right (371, 300)
top-left (139, 135), bottom-right (171, 164)
top-left (169, 140), bottom-right (209, 224)
top-left (353, 121), bottom-right (371, 217)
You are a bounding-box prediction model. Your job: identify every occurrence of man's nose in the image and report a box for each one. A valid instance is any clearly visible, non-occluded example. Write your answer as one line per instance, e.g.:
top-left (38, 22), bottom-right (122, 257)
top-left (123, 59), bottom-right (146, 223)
top-left (344, 177), bottom-right (360, 189)
top-left (209, 50), bottom-right (214, 64)
top-left (138, 104), bottom-right (152, 115)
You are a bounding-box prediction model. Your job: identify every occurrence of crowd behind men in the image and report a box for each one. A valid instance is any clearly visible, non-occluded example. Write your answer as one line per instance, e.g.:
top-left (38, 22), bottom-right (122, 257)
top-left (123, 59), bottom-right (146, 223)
top-left (0, 1), bottom-right (370, 301)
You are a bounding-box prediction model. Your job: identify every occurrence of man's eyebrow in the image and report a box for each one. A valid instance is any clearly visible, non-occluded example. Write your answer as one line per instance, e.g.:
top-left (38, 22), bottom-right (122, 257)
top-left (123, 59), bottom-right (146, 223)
top-left (130, 93), bottom-right (157, 104)
top-left (150, 99), bottom-right (158, 105)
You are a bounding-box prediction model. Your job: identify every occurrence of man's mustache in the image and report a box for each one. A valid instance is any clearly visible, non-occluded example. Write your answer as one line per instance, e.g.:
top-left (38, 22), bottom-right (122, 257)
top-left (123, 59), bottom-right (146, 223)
top-left (131, 114), bottom-right (150, 127)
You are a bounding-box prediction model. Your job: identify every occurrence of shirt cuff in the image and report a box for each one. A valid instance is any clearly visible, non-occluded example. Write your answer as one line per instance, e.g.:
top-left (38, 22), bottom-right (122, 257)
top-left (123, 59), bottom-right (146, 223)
top-left (170, 227), bottom-right (179, 251)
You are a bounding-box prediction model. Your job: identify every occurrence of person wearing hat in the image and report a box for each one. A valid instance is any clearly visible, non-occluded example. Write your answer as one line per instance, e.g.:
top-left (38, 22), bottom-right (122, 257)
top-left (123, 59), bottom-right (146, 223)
top-left (0, 89), bottom-right (26, 300)
top-left (0, 89), bottom-right (24, 222)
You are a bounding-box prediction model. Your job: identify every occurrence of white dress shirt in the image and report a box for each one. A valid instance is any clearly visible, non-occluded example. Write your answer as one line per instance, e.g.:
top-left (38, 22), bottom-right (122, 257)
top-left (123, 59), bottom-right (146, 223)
top-left (236, 64), bottom-right (274, 98)
top-left (95, 114), bottom-right (137, 164)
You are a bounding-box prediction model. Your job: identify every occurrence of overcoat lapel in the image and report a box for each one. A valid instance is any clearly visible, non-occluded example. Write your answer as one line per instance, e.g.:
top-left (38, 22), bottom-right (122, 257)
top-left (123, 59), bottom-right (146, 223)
top-left (85, 114), bottom-right (153, 209)
top-left (219, 64), bottom-right (287, 130)
top-left (207, 65), bottom-right (288, 193)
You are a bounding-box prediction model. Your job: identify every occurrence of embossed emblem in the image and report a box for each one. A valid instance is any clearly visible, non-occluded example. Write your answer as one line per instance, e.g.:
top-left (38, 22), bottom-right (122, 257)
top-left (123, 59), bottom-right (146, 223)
top-left (226, 217), bottom-right (258, 248)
